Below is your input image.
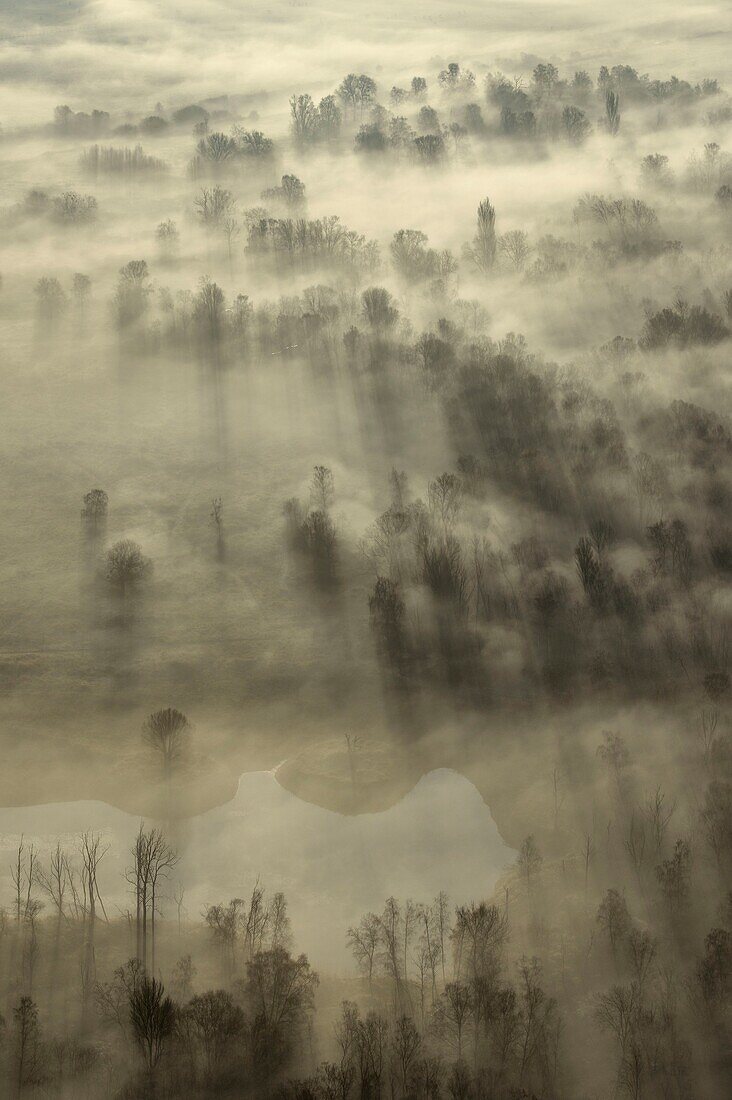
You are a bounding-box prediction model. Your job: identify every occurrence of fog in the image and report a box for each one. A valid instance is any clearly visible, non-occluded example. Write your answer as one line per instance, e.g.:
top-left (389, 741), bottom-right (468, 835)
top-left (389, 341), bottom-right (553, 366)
top-left (0, 768), bottom-right (514, 972)
top-left (0, 1), bottom-right (730, 1098)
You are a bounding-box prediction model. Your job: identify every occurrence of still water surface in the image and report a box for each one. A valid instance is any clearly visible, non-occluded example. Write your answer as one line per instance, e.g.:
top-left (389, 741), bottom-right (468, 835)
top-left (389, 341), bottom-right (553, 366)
top-left (0, 767), bottom-right (514, 968)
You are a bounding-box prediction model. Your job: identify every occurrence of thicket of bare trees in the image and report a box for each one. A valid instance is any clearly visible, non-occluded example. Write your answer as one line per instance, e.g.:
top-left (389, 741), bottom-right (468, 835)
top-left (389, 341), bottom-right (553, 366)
top-left (0, 833), bottom-right (321, 1097)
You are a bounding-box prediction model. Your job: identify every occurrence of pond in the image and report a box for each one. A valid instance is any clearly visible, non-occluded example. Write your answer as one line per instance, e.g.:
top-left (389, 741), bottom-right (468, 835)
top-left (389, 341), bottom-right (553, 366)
top-left (0, 767), bottom-right (515, 969)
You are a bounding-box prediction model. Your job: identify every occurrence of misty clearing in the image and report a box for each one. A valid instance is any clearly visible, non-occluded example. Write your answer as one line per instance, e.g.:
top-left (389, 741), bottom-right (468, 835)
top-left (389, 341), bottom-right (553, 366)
top-left (0, 1), bottom-right (730, 1099)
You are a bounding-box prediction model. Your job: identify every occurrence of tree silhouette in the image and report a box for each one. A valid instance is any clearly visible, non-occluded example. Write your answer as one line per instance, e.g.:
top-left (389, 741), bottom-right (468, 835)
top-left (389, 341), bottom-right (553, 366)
top-left (129, 976), bottom-right (176, 1071)
top-left (105, 539), bottom-right (151, 598)
top-left (142, 708), bottom-right (190, 775)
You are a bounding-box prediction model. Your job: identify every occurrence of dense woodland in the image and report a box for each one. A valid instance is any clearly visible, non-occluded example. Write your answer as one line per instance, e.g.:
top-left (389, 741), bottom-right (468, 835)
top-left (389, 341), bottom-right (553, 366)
top-left (0, 18), bottom-right (731, 1100)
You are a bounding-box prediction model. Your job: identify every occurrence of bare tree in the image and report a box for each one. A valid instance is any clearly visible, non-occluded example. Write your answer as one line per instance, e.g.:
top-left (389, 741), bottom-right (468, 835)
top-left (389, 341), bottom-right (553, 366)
top-left (378, 897), bottom-right (406, 1009)
top-left (105, 539), bottom-right (151, 600)
top-left (417, 902), bottom-right (441, 1001)
top-left (79, 832), bottom-right (109, 1010)
top-left (432, 981), bottom-right (473, 1059)
top-left (115, 261), bottom-right (153, 329)
top-left (185, 989), bottom-right (244, 1077)
top-left (428, 473), bottom-right (462, 528)
top-left (23, 899), bottom-right (43, 995)
top-left (244, 946), bottom-right (318, 1034)
top-left (698, 707), bottom-right (719, 768)
top-left (142, 707), bottom-right (190, 776)
top-left (290, 94), bottom-right (318, 144)
top-left (129, 975), bottom-right (176, 1071)
top-left (220, 215), bottom-right (239, 277)
top-left (195, 186), bottom-right (234, 229)
top-left (391, 1014), bottom-right (422, 1095)
top-left (597, 889), bottom-right (631, 958)
top-left (433, 892), bottom-right (451, 983)
top-left (242, 881), bottom-right (269, 959)
top-left (71, 272), bottom-right (91, 312)
top-left (210, 497), bottom-right (224, 555)
top-left (35, 842), bottom-right (72, 948)
top-left (626, 928), bottom-right (656, 993)
top-left (12, 996), bottom-right (43, 1095)
top-left (347, 913), bottom-right (380, 991)
top-left (595, 983), bottom-right (639, 1059)
top-left (597, 731), bottom-right (630, 796)
top-left (172, 882), bottom-right (186, 936)
top-left (498, 229), bottom-right (531, 270)
top-left (465, 198), bottom-right (496, 273)
top-left (517, 836), bottom-right (543, 890)
top-left (205, 898), bottom-right (243, 970)
top-left (606, 90), bottom-right (621, 135)
top-left (170, 953), bottom-right (195, 1001)
top-left (310, 465), bottom-right (334, 513)
top-left (452, 901), bottom-right (508, 981)
top-left (126, 825), bottom-right (178, 973)
top-left (655, 838), bottom-right (691, 911)
top-left (643, 787), bottom-right (675, 858)
top-left (624, 811), bottom-right (647, 886)
top-left (156, 218), bottom-right (179, 260)
top-left (148, 832), bottom-right (179, 974)
top-left (95, 957), bottom-right (145, 1040)
top-left (11, 837), bottom-right (32, 925)
top-left (270, 891), bottom-right (292, 952)
top-left (583, 833), bottom-right (595, 898)
top-left (35, 276), bottom-right (67, 325)
top-left (516, 958), bottom-right (557, 1088)
top-left (81, 488), bottom-right (108, 532)
top-left (193, 277), bottom-right (226, 342)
